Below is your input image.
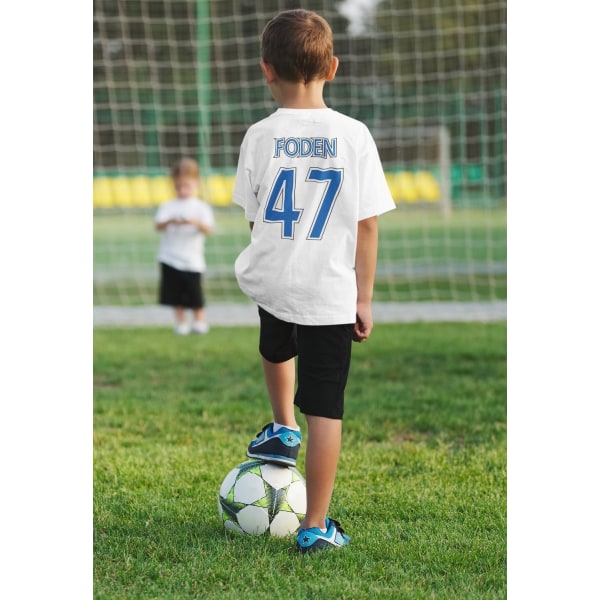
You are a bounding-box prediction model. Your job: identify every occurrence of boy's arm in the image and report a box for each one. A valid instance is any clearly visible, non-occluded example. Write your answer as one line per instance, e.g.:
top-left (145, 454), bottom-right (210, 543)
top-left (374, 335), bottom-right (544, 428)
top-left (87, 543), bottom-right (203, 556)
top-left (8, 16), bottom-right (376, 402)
top-left (155, 204), bottom-right (184, 231)
top-left (354, 216), bottom-right (379, 343)
top-left (186, 218), bottom-right (213, 234)
top-left (155, 218), bottom-right (180, 231)
top-left (188, 205), bottom-right (216, 234)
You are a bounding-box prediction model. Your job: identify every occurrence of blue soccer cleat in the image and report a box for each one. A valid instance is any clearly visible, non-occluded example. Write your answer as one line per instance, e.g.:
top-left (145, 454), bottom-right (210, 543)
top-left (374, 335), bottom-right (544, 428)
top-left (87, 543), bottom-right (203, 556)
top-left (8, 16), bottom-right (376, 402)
top-left (296, 517), bottom-right (351, 554)
top-left (246, 422), bottom-right (302, 467)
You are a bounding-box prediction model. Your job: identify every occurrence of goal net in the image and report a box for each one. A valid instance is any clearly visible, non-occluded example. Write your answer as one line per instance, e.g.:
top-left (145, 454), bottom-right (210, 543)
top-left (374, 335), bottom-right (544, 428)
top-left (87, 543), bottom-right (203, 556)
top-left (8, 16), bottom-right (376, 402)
top-left (93, 0), bottom-right (506, 308)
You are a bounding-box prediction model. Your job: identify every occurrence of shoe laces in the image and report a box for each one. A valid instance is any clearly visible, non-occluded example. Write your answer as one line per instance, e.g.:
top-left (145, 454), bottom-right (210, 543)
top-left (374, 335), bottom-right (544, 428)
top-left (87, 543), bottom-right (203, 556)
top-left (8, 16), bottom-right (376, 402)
top-left (254, 423), bottom-right (273, 438)
top-left (328, 518), bottom-right (346, 535)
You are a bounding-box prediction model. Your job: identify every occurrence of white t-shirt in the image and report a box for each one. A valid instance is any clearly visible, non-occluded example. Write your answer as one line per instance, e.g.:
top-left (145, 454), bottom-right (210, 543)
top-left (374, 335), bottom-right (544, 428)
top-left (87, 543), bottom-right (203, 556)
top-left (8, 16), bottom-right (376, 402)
top-left (233, 108), bottom-right (396, 325)
top-left (155, 197), bottom-right (215, 273)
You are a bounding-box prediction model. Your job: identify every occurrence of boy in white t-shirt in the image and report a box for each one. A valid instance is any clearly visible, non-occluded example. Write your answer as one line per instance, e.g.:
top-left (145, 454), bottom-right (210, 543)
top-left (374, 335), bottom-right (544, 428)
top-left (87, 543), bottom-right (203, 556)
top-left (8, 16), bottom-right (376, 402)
top-left (155, 157), bottom-right (215, 335)
top-left (232, 10), bottom-right (396, 552)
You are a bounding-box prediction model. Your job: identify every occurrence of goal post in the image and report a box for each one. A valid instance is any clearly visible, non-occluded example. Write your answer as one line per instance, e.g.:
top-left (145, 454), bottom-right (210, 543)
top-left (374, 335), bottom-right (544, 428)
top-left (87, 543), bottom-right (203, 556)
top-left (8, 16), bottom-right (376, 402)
top-left (196, 0), bottom-right (211, 175)
top-left (439, 125), bottom-right (452, 217)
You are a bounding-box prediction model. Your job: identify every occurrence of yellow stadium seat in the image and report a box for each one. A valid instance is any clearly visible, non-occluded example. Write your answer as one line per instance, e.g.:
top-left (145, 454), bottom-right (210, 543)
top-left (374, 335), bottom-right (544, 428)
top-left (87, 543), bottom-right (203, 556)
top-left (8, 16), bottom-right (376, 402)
top-left (222, 175), bottom-right (236, 205)
top-left (93, 177), bottom-right (113, 208)
top-left (414, 171), bottom-right (441, 202)
top-left (205, 174), bottom-right (233, 206)
top-left (130, 176), bottom-right (152, 208)
top-left (385, 172), bottom-right (401, 202)
top-left (396, 172), bottom-right (419, 203)
top-left (149, 176), bottom-right (175, 206)
top-left (110, 177), bottom-right (134, 208)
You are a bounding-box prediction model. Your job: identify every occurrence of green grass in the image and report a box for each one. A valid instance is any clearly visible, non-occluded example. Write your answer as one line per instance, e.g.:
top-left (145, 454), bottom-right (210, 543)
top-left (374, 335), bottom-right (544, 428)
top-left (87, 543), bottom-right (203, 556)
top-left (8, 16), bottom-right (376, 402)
top-left (94, 322), bottom-right (506, 599)
top-left (93, 207), bottom-right (507, 305)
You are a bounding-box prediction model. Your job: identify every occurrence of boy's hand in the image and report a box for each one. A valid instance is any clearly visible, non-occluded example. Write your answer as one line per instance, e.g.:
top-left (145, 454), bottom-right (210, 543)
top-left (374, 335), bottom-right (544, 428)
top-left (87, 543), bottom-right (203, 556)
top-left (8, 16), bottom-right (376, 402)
top-left (353, 301), bottom-right (373, 343)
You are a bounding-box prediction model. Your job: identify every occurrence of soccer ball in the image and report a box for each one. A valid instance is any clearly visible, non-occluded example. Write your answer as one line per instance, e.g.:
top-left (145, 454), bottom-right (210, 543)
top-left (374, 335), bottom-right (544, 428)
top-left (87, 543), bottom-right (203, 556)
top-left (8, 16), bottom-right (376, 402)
top-left (218, 459), bottom-right (307, 537)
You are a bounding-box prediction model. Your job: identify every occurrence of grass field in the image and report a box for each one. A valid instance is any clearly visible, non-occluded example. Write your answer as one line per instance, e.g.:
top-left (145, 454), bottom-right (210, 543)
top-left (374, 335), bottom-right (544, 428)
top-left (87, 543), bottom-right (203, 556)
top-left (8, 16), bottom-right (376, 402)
top-left (93, 207), bottom-right (507, 306)
top-left (94, 321), bottom-right (506, 599)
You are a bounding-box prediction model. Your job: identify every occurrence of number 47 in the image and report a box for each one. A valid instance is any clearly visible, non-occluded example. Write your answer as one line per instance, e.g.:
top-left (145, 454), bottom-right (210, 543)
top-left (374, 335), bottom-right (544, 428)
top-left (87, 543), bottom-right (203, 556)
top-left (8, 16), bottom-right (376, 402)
top-left (263, 167), bottom-right (343, 240)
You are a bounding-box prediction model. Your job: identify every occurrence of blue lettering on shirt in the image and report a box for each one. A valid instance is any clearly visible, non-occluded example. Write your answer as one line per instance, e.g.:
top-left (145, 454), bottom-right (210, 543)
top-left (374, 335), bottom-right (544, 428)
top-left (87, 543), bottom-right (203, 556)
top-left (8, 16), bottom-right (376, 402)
top-left (273, 137), bottom-right (337, 159)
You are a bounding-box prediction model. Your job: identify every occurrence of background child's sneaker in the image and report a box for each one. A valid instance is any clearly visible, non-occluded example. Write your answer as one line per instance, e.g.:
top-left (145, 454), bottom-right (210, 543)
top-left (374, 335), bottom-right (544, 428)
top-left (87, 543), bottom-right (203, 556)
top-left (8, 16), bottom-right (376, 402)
top-left (246, 423), bottom-right (301, 467)
top-left (296, 518), bottom-right (350, 554)
top-left (174, 323), bottom-right (190, 335)
top-left (191, 321), bottom-right (210, 334)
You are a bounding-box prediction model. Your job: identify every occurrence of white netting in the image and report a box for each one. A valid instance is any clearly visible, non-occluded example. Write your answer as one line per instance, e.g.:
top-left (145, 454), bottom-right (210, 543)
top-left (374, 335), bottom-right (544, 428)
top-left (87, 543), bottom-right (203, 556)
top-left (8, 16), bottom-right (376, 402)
top-left (93, 0), bottom-right (506, 308)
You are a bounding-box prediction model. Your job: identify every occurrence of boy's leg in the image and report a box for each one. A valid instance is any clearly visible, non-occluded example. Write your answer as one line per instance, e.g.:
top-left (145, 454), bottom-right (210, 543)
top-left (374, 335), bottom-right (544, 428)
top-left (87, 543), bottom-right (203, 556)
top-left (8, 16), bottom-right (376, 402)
top-left (189, 273), bottom-right (209, 334)
top-left (246, 356), bottom-right (301, 464)
top-left (173, 306), bottom-right (190, 335)
top-left (191, 307), bottom-right (209, 334)
top-left (294, 322), bottom-right (353, 537)
top-left (174, 306), bottom-right (186, 323)
top-left (159, 264), bottom-right (193, 335)
top-left (246, 308), bottom-right (302, 466)
top-left (302, 415), bottom-right (342, 530)
top-left (258, 307), bottom-right (298, 426)
top-left (262, 356), bottom-right (298, 428)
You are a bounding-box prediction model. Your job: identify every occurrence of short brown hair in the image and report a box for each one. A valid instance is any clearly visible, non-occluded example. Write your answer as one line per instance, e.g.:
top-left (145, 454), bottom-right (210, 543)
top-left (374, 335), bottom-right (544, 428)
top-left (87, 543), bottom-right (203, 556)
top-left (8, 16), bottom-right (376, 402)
top-left (171, 157), bottom-right (200, 179)
top-left (261, 10), bottom-right (333, 84)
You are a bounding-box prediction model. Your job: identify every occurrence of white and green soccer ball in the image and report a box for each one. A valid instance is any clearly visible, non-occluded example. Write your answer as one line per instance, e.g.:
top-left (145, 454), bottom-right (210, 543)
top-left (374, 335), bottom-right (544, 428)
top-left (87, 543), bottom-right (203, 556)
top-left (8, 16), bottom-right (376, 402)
top-left (218, 459), bottom-right (307, 537)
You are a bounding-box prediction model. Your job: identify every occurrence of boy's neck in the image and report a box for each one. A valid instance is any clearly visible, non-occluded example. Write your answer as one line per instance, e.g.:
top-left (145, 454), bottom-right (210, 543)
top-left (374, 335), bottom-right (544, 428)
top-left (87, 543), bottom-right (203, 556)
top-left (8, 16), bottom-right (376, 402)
top-left (270, 79), bottom-right (328, 109)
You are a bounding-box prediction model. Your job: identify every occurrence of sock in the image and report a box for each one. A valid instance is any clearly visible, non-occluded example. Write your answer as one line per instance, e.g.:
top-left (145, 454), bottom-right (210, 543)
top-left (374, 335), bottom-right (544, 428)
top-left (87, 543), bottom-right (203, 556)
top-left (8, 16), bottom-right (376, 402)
top-left (273, 422), bottom-right (300, 432)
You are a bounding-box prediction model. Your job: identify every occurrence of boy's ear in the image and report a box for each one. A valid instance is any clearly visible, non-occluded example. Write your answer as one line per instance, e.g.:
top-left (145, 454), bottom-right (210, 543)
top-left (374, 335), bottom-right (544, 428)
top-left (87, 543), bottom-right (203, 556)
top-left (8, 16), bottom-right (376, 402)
top-left (325, 57), bottom-right (339, 82)
top-left (260, 60), bottom-right (277, 83)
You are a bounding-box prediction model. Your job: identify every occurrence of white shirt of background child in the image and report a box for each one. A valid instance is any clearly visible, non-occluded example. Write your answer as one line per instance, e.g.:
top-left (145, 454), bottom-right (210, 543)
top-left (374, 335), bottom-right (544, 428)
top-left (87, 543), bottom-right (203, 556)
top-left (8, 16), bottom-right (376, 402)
top-left (155, 197), bottom-right (215, 273)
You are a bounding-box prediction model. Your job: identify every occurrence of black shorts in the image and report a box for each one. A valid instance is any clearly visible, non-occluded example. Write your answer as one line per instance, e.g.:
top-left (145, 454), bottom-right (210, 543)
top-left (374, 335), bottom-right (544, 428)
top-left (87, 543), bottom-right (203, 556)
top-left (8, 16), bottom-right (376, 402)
top-left (258, 307), bottom-right (354, 420)
top-left (159, 263), bottom-right (205, 308)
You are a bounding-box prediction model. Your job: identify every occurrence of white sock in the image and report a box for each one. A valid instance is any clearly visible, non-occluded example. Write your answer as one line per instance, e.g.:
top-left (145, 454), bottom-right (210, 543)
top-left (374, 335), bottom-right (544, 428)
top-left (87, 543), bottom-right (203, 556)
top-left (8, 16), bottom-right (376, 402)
top-left (273, 422), bottom-right (300, 432)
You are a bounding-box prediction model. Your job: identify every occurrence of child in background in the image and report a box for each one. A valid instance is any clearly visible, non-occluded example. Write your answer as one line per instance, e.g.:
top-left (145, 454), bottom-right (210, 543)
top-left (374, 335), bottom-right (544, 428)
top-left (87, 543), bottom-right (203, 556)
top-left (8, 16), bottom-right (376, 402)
top-left (232, 10), bottom-right (396, 552)
top-left (155, 157), bottom-right (215, 335)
